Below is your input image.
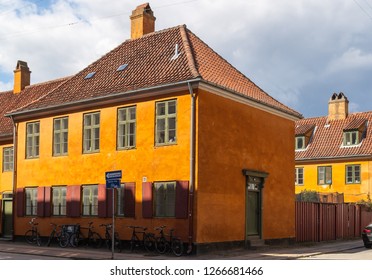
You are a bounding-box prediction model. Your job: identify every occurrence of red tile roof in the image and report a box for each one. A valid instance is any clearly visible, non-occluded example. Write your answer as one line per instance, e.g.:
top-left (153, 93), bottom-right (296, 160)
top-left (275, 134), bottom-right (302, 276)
top-left (8, 25), bottom-right (302, 119)
top-left (295, 112), bottom-right (372, 161)
top-left (0, 77), bottom-right (69, 138)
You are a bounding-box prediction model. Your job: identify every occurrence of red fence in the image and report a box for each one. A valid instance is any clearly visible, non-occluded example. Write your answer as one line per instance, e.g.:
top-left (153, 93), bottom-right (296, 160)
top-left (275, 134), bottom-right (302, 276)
top-left (295, 201), bottom-right (372, 243)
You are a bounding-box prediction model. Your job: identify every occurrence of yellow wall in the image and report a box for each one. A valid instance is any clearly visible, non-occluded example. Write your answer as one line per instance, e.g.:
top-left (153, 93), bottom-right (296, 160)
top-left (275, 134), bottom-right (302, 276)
top-left (0, 143), bottom-right (14, 198)
top-left (15, 92), bottom-right (191, 238)
top-left (295, 160), bottom-right (372, 202)
top-left (196, 90), bottom-right (296, 243)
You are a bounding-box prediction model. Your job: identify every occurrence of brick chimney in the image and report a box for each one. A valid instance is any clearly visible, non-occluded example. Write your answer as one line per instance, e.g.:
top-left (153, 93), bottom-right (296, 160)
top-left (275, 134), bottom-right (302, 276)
top-left (13, 60), bottom-right (31, 94)
top-left (130, 3), bottom-right (156, 40)
top-left (328, 92), bottom-right (349, 120)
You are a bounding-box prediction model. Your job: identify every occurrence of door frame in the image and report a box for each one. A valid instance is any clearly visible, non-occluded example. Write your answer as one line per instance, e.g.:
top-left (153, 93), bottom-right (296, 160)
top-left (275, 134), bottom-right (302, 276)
top-left (1, 192), bottom-right (13, 238)
top-left (242, 169), bottom-right (268, 247)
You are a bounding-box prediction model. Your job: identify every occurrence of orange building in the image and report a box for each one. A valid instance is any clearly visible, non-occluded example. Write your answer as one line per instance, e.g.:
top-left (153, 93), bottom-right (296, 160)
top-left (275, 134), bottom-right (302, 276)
top-left (2, 3), bottom-right (302, 252)
top-left (295, 93), bottom-right (372, 203)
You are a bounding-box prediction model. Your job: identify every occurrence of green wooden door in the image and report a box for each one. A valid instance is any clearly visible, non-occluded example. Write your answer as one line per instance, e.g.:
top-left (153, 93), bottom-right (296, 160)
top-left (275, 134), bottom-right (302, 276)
top-left (2, 200), bottom-right (13, 237)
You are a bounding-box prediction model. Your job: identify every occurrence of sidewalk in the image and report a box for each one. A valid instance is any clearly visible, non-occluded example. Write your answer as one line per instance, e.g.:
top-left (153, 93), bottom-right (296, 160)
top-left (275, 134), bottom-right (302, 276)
top-left (0, 238), bottom-right (364, 260)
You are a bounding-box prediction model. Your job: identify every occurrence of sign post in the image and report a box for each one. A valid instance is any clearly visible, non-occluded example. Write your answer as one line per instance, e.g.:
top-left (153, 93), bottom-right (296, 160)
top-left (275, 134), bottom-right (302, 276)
top-left (105, 170), bottom-right (122, 260)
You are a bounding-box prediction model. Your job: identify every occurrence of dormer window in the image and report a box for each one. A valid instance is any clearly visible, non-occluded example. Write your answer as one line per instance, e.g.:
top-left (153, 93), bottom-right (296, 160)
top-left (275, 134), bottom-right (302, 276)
top-left (343, 130), bottom-right (359, 146)
top-left (295, 136), bottom-right (305, 150)
top-left (342, 118), bottom-right (367, 147)
top-left (295, 124), bottom-right (315, 151)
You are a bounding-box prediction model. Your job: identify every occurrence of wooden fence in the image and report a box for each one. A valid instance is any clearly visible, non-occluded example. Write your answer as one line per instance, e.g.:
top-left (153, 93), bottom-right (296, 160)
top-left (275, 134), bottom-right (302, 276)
top-left (295, 201), bottom-right (372, 243)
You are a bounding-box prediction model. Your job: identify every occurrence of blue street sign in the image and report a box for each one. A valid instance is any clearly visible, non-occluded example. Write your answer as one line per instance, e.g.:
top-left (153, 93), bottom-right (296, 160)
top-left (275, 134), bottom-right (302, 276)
top-left (105, 170), bottom-right (122, 180)
top-left (105, 170), bottom-right (122, 188)
top-left (106, 179), bottom-right (121, 189)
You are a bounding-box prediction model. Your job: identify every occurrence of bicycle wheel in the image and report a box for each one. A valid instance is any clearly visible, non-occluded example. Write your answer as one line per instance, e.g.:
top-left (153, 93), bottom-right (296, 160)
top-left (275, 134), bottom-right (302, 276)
top-left (144, 234), bottom-right (156, 252)
top-left (114, 233), bottom-right (122, 253)
top-left (89, 232), bottom-right (102, 248)
top-left (24, 230), bottom-right (36, 244)
top-left (130, 234), bottom-right (139, 252)
top-left (59, 233), bottom-right (70, 248)
top-left (171, 238), bottom-right (184, 257)
top-left (69, 233), bottom-right (80, 247)
top-left (36, 232), bottom-right (42, 246)
top-left (155, 237), bottom-right (169, 254)
top-left (46, 231), bottom-right (55, 247)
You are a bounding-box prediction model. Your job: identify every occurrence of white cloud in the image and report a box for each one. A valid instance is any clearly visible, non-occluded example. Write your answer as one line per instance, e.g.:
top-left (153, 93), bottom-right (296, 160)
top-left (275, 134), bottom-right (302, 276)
top-left (326, 48), bottom-right (372, 73)
top-left (1, 0), bottom-right (372, 117)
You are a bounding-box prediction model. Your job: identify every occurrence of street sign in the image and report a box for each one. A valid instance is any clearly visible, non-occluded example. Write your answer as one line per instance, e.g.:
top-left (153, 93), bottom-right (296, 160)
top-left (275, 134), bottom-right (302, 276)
top-left (106, 179), bottom-right (121, 188)
top-left (105, 170), bottom-right (122, 180)
top-left (105, 170), bottom-right (122, 189)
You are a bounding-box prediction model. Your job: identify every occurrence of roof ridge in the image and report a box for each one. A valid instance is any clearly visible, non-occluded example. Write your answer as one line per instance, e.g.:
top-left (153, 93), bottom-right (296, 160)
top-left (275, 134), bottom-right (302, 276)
top-left (179, 25), bottom-right (200, 78)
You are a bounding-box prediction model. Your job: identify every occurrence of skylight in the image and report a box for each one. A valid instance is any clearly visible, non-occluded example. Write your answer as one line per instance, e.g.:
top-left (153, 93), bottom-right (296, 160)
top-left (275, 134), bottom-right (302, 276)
top-left (84, 72), bottom-right (96, 79)
top-left (117, 64), bottom-right (128, 71)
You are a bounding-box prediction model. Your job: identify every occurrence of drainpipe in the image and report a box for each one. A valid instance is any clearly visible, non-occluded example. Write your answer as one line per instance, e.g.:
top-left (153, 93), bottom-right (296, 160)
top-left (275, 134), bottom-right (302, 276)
top-left (10, 116), bottom-right (18, 241)
top-left (187, 82), bottom-right (196, 254)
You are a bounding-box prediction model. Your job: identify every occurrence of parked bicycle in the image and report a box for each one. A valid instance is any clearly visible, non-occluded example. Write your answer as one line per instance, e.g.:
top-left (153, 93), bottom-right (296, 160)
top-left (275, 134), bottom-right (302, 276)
top-left (154, 225), bottom-right (184, 256)
top-left (100, 223), bottom-right (122, 252)
top-left (24, 217), bottom-right (42, 246)
top-left (70, 222), bottom-right (102, 248)
top-left (128, 226), bottom-right (156, 252)
top-left (58, 224), bottom-right (80, 248)
top-left (46, 223), bottom-right (63, 247)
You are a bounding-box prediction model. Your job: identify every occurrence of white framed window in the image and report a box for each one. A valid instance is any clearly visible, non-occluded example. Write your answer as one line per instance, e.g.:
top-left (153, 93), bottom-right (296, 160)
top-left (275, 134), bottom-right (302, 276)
top-left (343, 131), bottom-right (359, 146)
top-left (295, 136), bottom-right (305, 150)
top-left (295, 167), bottom-right (304, 185)
top-left (52, 186), bottom-right (67, 216)
top-left (26, 122), bottom-right (40, 158)
top-left (82, 185), bottom-right (98, 216)
top-left (153, 181), bottom-right (176, 217)
top-left (3, 146), bottom-right (13, 172)
top-left (83, 112), bottom-right (100, 153)
top-left (25, 187), bottom-right (38, 216)
top-left (117, 106), bottom-right (136, 149)
top-left (155, 100), bottom-right (177, 145)
top-left (53, 117), bottom-right (68, 156)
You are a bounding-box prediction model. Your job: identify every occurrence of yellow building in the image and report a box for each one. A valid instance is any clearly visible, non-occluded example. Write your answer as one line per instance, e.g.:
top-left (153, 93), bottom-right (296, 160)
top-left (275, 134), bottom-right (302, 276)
top-left (0, 61), bottom-right (67, 237)
top-left (295, 92), bottom-right (372, 203)
top-left (2, 3), bottom-right (302, 252)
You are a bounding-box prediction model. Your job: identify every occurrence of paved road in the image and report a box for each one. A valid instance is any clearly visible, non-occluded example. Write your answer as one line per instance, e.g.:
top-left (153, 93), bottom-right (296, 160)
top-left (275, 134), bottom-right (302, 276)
top-left (0, 238), bottom-right (366, 260)
top-left (300, 246), bottom-right (372, 260)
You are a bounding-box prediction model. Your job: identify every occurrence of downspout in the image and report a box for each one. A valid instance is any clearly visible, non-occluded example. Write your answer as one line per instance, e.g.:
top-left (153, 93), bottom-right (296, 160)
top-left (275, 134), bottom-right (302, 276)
top-left (10, 116), bottom-right (18, 241)
top-left (187, 82), bottom-right (196, 254)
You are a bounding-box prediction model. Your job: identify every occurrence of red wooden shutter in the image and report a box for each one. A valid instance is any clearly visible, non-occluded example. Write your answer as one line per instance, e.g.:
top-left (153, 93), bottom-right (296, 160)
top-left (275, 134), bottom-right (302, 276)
top-left (98, 184), bottom-right (107, 218)
top-left (16, 188), bottom-right (25, 217)
top-left (66, 185), bottom-right (81, 217)
top-left (37, 186), bottom-right (45, 217)
top-left (142, 182), bottom-right (153, 218)
top-left (124, 182), bottom-right (135, 217)
top-left (175, 181), bottom-right (189, 219)
top-left (44, 187), bottom-right (52, 217)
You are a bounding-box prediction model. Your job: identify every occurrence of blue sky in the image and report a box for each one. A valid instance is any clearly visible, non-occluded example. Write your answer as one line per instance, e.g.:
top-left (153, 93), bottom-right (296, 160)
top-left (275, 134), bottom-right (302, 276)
top-left (1, 0), bottom-right (372, 118)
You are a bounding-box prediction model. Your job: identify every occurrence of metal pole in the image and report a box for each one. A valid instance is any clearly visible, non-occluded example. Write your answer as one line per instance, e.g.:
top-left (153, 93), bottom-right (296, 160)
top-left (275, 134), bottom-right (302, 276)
top-left (112, 188), bottom-right (115, 259)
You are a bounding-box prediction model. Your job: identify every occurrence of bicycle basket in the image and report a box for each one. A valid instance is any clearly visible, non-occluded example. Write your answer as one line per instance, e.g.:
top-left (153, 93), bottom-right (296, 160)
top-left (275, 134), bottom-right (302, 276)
top-left (62, 224), bottom-right (80, 234)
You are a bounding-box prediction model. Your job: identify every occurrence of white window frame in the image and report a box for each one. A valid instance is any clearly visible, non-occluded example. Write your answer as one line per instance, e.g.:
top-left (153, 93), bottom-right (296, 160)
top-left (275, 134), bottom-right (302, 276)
top-left (82, 185), bottom-right (98, 216)
top-left (295, 167), bottom-right (304, 185)
top-left (53, 117), bottom-right (68, 156)
top-left (117, 106), bottom-right (136, 149)
top-left (83, 112), bottom-right (100, 153)
top-left (26, 121), bottom-right (40, 158)
top-left (153, 181), bottom-right (176, 217)
top-left (155, 100), bottom-right (177, 145)
top-left (52, 186), bottom-right (67, 216)
top-left (25, 187), bottom-right (38, 216)
top-left (3, 146), bottom-right (13, 172)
